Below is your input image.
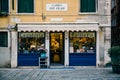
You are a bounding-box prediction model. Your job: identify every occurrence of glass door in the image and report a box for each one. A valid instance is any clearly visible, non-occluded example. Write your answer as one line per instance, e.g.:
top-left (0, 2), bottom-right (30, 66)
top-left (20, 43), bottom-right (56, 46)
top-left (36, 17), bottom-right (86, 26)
top-left (50, 32), bottom-right (64, 65)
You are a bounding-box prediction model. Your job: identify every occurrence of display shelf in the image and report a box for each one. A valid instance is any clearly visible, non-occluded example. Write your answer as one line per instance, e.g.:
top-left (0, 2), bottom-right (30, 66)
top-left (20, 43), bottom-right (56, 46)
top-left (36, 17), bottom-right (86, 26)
top-left (39, 57), bottom-right (48, 68)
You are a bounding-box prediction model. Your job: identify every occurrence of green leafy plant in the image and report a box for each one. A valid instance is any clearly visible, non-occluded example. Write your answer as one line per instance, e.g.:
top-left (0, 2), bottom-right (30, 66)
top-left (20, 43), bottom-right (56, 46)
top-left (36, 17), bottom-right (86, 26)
top-left (108, 46), bottom-right (120, 58)
top-left (108, 46), bottom-right (120, 73)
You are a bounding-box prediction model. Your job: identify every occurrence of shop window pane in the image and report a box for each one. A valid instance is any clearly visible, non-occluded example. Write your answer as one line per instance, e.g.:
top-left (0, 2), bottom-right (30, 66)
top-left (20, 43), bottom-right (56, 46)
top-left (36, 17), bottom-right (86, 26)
top-left (0, 0), bottom-right (9, 12)
top-left (69, 32), bottom-right (96, 53)
top-left (18, 0), bottom-right (34, 13)
top-left (18, 32), bottom-right (45, 54)
top-left (0, 32), bottom-right (8, 47)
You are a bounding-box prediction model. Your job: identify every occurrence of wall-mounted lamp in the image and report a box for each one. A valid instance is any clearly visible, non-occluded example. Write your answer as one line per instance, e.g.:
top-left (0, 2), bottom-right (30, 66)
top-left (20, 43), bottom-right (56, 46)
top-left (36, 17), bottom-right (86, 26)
top-left (42, 13), bottom-right (46, 20)
top-left (100, 27), bottom-right (104, 31)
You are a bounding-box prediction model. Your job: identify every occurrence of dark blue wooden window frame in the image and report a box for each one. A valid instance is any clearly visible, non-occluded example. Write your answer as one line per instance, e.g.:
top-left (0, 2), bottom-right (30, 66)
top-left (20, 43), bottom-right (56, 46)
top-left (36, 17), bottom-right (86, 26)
top-left (18, 32), bottom-right (45, 66)
top-left (18, 0), bottom-right (34, 13)
top-left (69, 31), bottom-right (96, 66)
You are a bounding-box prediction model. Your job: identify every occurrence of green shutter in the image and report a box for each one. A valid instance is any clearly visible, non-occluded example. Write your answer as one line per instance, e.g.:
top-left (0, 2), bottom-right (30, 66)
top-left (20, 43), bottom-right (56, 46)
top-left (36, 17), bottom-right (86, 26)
top-left (18, 0), bottom-right (34, 13)
top-left (0, 0), bottom-right (8, 12)
top-left (0, 32), bottom-right (8, 47)
top-left (81, 0), bottom-right (88, 12)
top-left (88, 0), bottom-right (96, 12)
top-left (80, 0), bottom-right (96, 12)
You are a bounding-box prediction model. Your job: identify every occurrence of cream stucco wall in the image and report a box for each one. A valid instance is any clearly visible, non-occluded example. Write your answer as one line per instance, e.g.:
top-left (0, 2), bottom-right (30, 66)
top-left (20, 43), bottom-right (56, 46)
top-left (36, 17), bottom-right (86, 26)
top-left (0, 0), bottom-right (110, 24)
top-left (0, 0), bottom-right (102, 26)
top-left (3, 0), bottom-right (88, 24)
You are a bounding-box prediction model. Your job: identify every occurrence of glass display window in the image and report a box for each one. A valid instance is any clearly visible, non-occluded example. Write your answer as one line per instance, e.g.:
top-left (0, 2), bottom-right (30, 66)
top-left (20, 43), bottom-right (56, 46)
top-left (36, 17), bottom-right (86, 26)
top-left (69, 32), bottom-right (96, 53)
top-left (18, 32), bottom-right (45, 54)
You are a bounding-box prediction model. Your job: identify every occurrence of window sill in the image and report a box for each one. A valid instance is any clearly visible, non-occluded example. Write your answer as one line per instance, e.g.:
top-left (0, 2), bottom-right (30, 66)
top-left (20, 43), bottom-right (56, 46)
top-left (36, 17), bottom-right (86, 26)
top-left (16, 13), bottom-right (35, 15)
top-left (78, 12), bottom-right (98, 15)
top-left (0, 12), bottom-right (9, 17)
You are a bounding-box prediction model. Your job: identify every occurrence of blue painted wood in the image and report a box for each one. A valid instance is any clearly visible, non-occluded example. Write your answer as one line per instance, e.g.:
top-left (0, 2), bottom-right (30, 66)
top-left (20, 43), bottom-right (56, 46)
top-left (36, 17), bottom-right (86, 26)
top-left (18, 53), bottom-right (40, 66)
top-left (69, 53), bottom-right (96, 66)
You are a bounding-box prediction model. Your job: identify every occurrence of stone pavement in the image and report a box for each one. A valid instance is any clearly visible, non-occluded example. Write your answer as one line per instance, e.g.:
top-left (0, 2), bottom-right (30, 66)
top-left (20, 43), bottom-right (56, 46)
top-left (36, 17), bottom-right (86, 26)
top-left (0, 67), bottom-right (120, 80)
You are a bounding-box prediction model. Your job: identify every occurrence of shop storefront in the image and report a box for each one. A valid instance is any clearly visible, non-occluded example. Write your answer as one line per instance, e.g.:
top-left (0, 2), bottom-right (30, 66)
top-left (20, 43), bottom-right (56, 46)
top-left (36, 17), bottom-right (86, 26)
top-left (69, 32), bottom-right (96, 66)
top-left (18, 32), bottom-right (45, 66)
top-left (17, 23), bottom-right (99, 67)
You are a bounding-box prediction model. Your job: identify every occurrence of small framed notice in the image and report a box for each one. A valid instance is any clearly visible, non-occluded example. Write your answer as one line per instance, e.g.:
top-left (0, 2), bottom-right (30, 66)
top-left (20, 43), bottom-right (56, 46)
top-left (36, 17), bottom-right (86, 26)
top-left (46, 3), bottom-right (68, 11)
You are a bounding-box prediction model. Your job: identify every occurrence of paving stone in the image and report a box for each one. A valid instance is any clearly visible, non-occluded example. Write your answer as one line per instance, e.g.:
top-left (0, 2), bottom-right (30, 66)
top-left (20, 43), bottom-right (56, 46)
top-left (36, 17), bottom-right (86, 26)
top-left (0, 68), bottom-right (120, 80)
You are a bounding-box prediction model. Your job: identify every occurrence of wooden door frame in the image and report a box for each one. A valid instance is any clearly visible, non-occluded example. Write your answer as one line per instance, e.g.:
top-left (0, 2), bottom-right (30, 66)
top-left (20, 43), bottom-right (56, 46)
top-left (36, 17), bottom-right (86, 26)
top-left (49, 32), bottom-right (64, 65)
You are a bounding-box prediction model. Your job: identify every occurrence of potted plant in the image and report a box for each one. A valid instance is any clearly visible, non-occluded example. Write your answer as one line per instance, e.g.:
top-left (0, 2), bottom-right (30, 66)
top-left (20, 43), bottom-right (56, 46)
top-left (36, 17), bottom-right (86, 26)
top-left (39, 48), bottom-right (47, 58)
top-left (108, 46), bottom-right (120, 74)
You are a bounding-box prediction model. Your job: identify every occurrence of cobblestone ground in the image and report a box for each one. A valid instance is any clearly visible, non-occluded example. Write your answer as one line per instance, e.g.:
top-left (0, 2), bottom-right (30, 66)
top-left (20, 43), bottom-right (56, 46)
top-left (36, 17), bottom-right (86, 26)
top-left (0, 67), bottom-right (120, 80)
